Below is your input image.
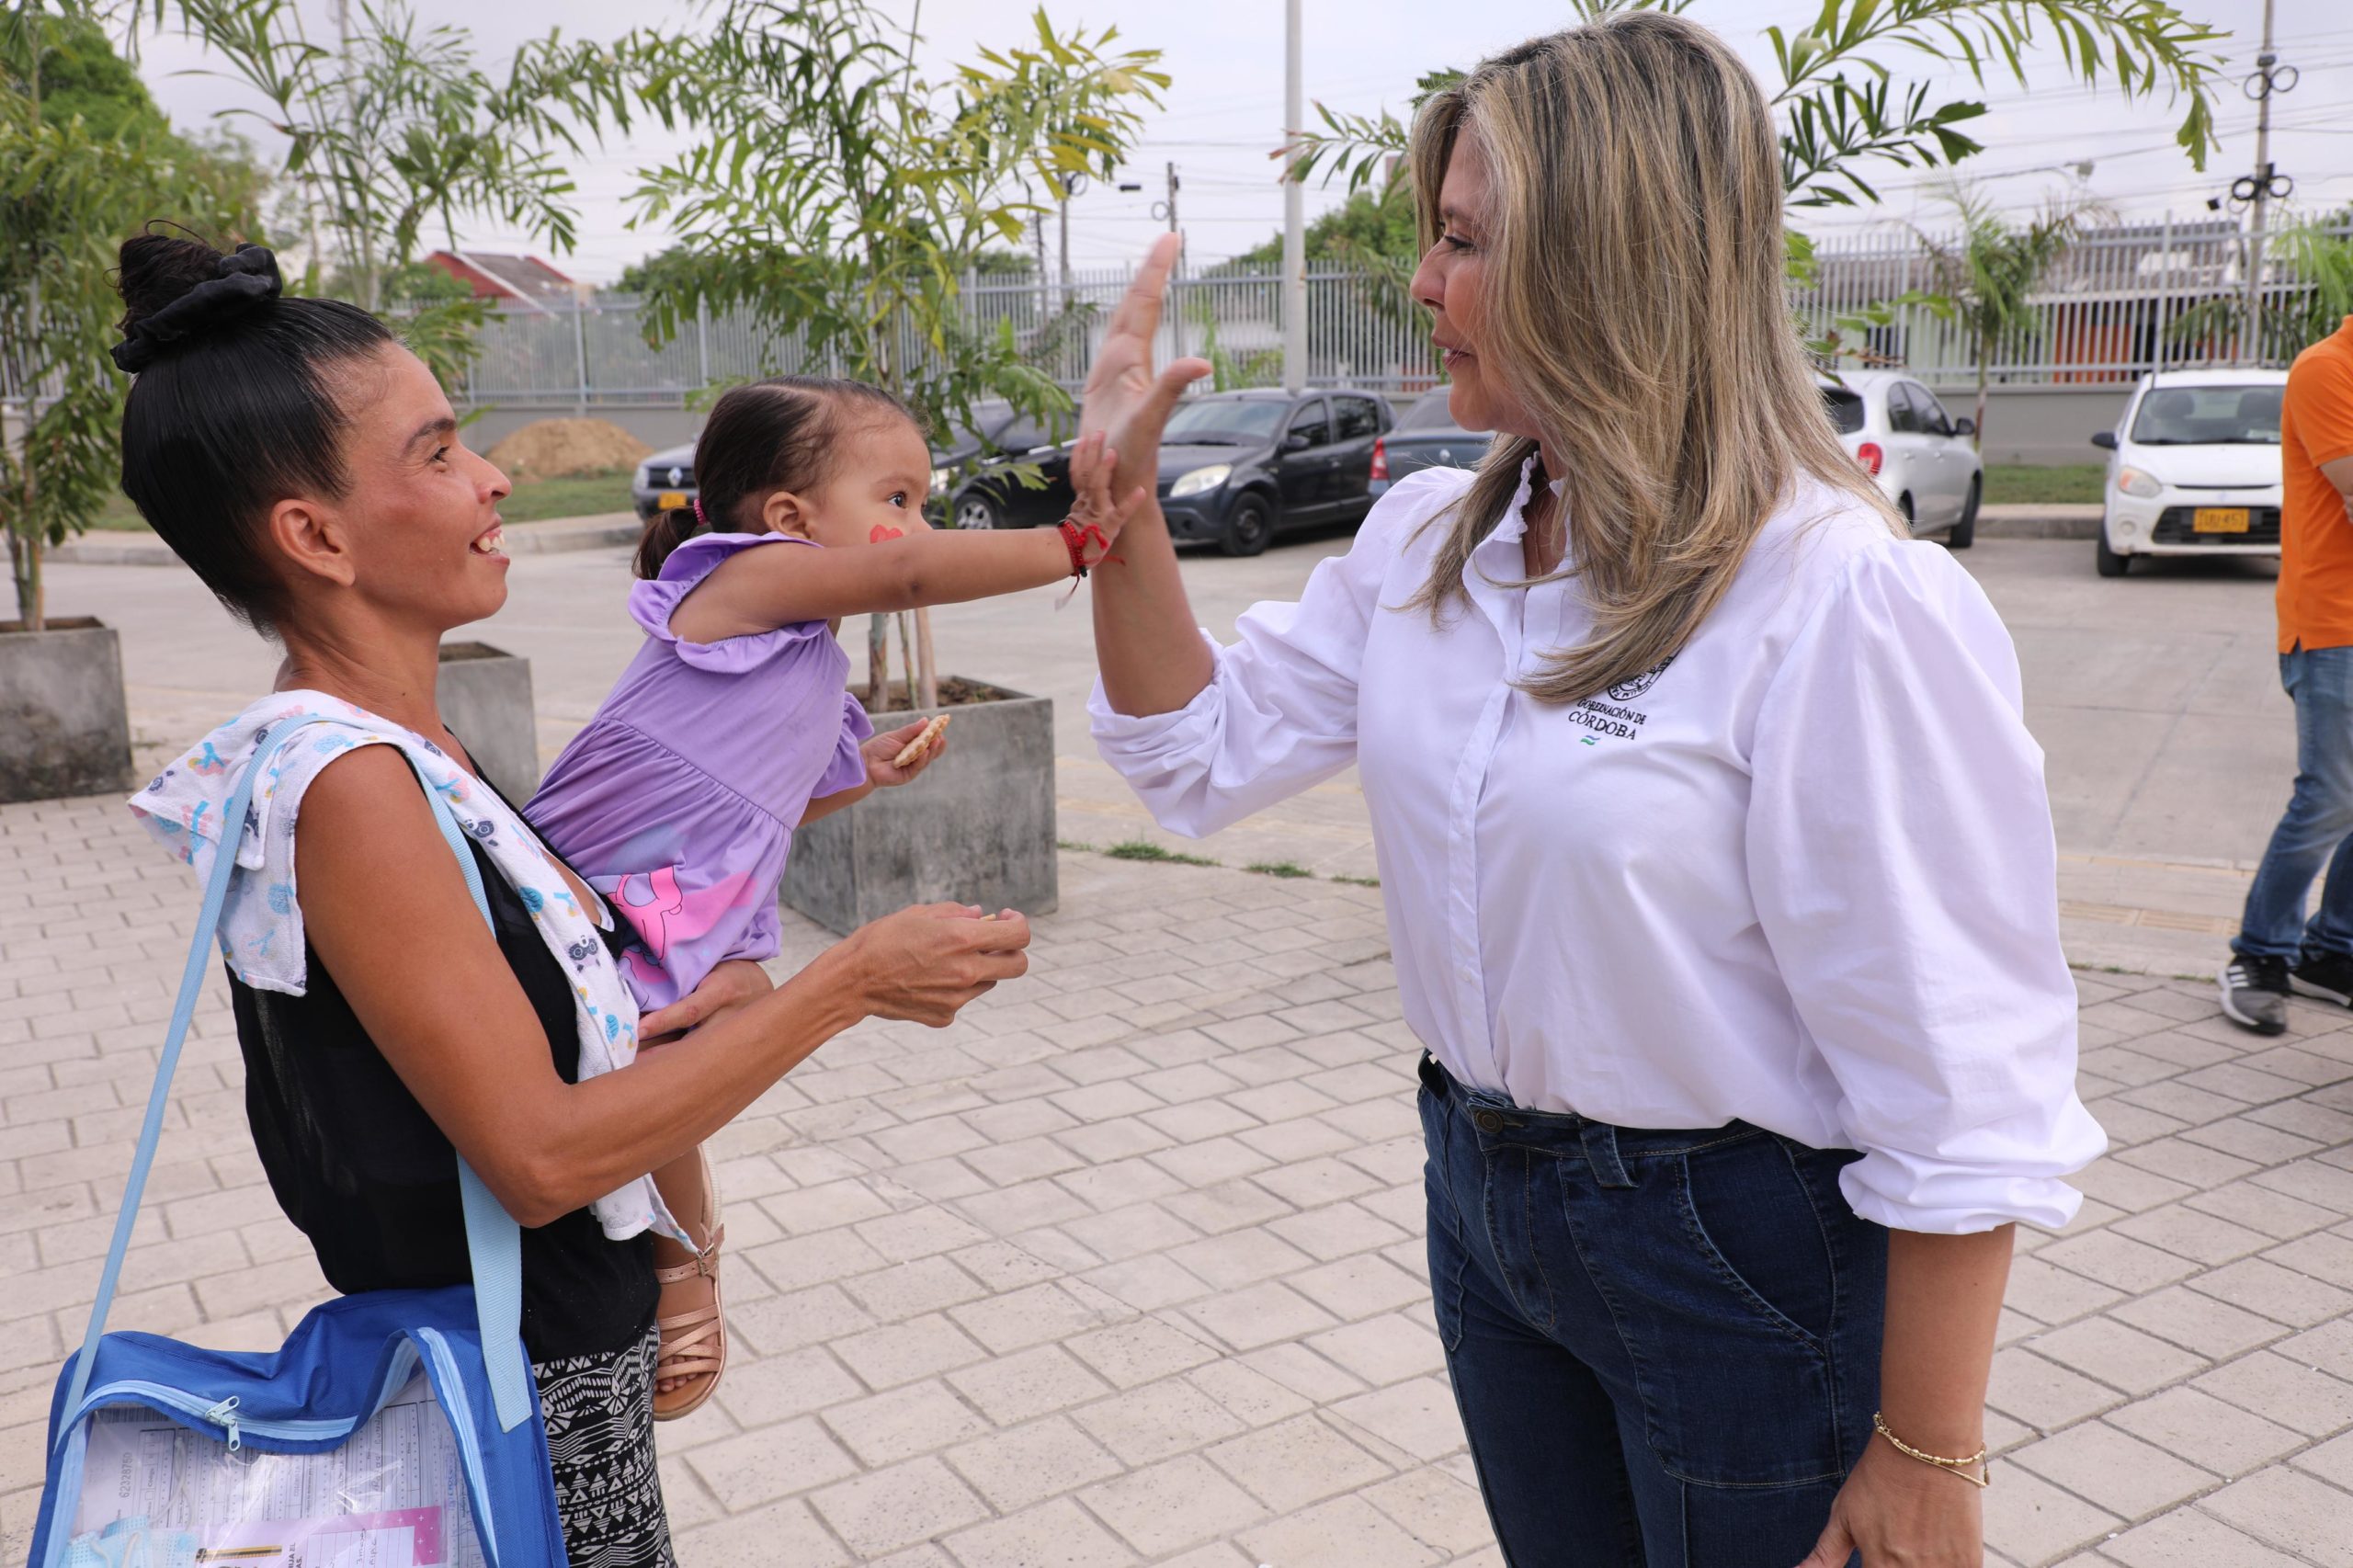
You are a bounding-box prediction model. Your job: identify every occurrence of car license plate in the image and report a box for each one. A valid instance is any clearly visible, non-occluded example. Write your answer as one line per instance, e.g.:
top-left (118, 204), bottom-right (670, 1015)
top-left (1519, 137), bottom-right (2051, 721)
top-left (655, 490), bottom-right (688, 511)
top-left (2193, 507), bottom-right (2250, 534)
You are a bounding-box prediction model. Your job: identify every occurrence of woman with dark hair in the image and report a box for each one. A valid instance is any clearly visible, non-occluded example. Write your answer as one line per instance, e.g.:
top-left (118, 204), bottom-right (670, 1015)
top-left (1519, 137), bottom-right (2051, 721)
top-left (111, 231), bottom-right (1031, 1566)
top-left (1076, 14), bottom-right (2099, 1567)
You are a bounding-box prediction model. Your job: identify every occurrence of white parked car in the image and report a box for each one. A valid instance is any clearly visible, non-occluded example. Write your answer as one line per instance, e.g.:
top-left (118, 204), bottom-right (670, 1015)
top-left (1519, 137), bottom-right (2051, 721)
top-left (2091, 369), bottom-right (2286, 577)
top-left (1818, 371), bottom-right (1984, 547)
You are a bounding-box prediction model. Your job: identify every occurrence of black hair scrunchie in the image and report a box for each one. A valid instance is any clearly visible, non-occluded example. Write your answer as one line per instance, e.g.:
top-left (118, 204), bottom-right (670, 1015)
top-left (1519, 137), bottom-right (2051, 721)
top-left (110, 244), bottom-right (284, 373)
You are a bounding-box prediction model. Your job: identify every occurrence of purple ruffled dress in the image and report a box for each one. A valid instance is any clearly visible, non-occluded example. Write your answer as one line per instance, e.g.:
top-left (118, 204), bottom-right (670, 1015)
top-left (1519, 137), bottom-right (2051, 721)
top-left (526, 532), bottom-right (872, 1011)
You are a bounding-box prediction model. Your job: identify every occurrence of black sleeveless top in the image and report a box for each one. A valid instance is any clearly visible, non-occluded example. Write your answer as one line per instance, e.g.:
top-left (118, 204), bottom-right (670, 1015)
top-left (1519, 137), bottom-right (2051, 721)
top-left (229, 832), bottom-right (657, 1362)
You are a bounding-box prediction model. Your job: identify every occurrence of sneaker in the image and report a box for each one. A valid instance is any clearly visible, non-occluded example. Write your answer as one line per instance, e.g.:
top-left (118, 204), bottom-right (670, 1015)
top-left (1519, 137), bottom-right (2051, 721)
top-left (2291, 950), bottom-right (2353, 1007)
top-left (2219, 955), bottom-right (2291, 1035)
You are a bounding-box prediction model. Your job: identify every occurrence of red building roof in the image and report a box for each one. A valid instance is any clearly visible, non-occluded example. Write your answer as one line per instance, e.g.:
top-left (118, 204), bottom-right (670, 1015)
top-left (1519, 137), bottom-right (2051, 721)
top-left (424, 251), bottom-right (581, 312)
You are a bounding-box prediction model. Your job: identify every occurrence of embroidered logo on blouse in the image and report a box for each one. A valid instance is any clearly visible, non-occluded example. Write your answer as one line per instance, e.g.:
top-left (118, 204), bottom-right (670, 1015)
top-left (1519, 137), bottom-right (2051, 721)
top-left (1567, 654), bottom-right (1675, 744)
top-left (1606, 654), bottom-right (1675, 703)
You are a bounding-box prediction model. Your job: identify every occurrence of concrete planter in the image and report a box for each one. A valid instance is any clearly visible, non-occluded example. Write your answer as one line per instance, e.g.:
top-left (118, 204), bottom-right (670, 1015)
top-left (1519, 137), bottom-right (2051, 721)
top-left (783, 679), bottom-right (1057, 935)
top-left (0, 618), bottom-right (136, 802)
top-left (438, 641), bottom-right (540, 805)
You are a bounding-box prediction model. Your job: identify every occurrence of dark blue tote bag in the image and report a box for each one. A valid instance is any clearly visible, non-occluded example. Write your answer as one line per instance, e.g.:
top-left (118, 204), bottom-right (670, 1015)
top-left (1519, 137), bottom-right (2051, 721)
top-left (25, 714), bottom-right (568, 1568)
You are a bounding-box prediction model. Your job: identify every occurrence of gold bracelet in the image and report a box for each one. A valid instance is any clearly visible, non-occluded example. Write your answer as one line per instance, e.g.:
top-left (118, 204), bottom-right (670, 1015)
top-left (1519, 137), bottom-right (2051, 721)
top-left (1871, 1412), bottom-right (1991, 1488)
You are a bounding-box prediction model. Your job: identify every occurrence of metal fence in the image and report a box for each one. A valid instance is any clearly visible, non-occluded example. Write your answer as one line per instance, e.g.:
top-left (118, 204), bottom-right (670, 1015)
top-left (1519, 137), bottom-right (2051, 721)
top-left (436, 214), bottom-right (2349, 413)
top-left (1795, 214), bottom-right (2353, 385)
top-left (438, 265), bottom-right (1440, 413)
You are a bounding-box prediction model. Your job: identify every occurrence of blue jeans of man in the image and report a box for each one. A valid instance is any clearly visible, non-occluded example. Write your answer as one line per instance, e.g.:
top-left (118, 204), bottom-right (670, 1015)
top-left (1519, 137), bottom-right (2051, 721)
top-left (2235, 645), bottom-right (2353, 961)
top-left (1418, 1053), bottom-right (1886, 1567)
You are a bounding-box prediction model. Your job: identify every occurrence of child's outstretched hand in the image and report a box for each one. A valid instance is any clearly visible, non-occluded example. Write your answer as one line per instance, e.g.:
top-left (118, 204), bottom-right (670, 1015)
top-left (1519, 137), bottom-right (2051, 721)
top-left (863, 715), bottom-right (949, 787)
top-left (1063, 430), bottom-right (1152, 569)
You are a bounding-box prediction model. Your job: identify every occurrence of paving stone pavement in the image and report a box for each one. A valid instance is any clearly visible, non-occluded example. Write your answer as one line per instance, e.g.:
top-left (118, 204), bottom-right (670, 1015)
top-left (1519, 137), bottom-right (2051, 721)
top-left (4, 795), bottom-right (2353, 1566)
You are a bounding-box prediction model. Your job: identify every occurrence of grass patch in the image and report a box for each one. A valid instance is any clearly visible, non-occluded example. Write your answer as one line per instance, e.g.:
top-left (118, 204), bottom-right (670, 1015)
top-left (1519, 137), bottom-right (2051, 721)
top-left (76, 468), bottom-right (637, 533)
top-left (1984, 463), bottom-right (2105, 506)
top-left (1069, 836), bottom-right (1380, 887)
top-left (88, 490), bottom-right (151, 531)
top-left (496, 470), bottom-right (637, 522)
top-left (1104, 839), bottom-right (1221, 868)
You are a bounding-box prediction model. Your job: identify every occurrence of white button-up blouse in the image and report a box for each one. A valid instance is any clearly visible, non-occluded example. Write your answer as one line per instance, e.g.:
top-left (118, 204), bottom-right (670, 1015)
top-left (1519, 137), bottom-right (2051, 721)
top-left (1090, 461), bottom-right (2105, 1234)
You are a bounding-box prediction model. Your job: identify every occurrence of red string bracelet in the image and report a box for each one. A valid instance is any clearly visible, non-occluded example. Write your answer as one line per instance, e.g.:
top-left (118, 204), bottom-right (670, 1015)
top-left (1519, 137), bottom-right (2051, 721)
top-left (1057, 517), bottom-right (1118, 577)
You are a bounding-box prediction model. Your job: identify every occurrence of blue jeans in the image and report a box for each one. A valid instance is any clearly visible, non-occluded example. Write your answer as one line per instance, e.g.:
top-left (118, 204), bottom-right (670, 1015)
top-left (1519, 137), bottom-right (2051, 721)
top-left (1418, 1054), bottom-right (1886, 1567)
top-left (2236, 645), bottom-right (2353, 962)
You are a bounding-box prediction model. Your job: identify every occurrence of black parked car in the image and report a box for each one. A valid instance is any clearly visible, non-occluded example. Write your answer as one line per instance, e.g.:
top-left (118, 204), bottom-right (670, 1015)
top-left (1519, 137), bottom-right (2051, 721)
top-left (630, 400), bottom-right (1070, 522)
top-left (1369, 392), bottom-right (1492, 496)
top-left (946, 388), bottom-right (1394, 555)
top-left (929, 402), bottom-right (1073, 523)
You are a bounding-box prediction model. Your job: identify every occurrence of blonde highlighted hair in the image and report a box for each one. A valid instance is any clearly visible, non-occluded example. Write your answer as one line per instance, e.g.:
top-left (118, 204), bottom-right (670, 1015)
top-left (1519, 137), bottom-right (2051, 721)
top-left (1407, 12), bottom-right (1898, 704)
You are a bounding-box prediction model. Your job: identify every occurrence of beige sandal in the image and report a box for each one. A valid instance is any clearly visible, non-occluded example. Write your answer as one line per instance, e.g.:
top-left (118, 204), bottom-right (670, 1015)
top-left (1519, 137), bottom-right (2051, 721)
top-left (652, 1150), bottom-right (726, 1422)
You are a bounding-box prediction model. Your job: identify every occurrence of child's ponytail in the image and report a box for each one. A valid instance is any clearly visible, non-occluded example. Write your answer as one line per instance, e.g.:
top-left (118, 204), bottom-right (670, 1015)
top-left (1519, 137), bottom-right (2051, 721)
top-left (635, 497), bottom-right (703, 580)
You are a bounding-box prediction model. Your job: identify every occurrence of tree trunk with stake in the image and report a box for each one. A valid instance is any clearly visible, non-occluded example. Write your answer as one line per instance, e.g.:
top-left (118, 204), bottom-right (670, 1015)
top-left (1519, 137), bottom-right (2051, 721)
top-left (1972, 330), bottom-right (1990, 455)
top-left (13, 19), bottom-right (44, 632)
top-left (862, 285), bottom-right (938, 710)
top-left (909, 616), bottom-right (938, 710)
top-left (892, 0), bottom-right (938, 714)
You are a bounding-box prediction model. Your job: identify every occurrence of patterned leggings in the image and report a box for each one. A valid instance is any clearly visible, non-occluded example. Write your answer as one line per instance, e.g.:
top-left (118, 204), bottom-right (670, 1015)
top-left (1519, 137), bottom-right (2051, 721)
top-left (535, 1327), bottom-right (676, 1568)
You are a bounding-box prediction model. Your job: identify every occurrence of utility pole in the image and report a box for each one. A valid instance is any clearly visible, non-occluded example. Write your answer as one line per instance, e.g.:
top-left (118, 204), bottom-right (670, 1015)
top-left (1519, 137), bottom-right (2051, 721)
top-left (2235, 0), bottom-right (2296, 365)
top-left (1054, 173), bottom-right (1086, 317)
top-left (330, 0), bottom-right (364, 305)
top-left (1034, 208), bottom-right (1050, 328)
top-left (1058, 176), bottom-right (1073, 304)
top-left (1158, 163), bottom-right (1185, 361)
top-left (1281, 0), bottom-right (1306, 393)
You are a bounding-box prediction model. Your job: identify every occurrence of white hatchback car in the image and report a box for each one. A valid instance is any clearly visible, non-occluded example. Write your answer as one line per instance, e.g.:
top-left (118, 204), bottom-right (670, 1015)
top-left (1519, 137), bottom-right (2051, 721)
top-left (2092, 370), bottom-right (2286, 576)
top-left (1818, 371), bottom-right (1985, 546)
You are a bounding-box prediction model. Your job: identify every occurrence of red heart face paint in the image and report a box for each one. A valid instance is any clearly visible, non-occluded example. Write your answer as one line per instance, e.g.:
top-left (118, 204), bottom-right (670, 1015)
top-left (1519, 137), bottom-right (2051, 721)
top-left (870, 525), bottom-right (904, 543)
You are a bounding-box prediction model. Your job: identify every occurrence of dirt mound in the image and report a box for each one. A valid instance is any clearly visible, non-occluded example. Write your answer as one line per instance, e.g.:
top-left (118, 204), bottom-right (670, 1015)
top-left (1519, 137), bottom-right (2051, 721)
top-left (484, 418), bottom-right (651, 480)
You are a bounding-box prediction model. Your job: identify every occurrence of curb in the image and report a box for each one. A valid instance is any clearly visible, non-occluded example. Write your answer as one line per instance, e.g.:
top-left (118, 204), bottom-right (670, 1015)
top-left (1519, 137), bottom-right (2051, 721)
top-left (48, 511), bottom-right (643, 566)
top-left (504, 514), bottom-right (642, 554)
top-left (41, 535), bottom-right (180, 566)
top-left (1976, 504), bottom-right (2103, 540)
top-left (51, 506), bottom-right (2109, 562)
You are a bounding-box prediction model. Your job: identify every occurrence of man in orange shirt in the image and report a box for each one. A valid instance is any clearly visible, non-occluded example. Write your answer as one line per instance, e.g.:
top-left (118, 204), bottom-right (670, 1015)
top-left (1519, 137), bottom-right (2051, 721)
top-left (2222, 317), bottom-right (2353, 1034)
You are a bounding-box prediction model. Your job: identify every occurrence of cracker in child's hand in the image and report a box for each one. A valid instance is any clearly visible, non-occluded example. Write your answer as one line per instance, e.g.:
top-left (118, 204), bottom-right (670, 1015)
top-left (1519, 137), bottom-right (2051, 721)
top-left (893, 713), bottom-right (951, 768)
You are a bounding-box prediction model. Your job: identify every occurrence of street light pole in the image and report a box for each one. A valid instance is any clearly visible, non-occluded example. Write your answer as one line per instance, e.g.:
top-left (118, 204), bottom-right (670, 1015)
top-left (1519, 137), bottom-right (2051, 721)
top-left (1281, 0), bottom-right (1306, 393)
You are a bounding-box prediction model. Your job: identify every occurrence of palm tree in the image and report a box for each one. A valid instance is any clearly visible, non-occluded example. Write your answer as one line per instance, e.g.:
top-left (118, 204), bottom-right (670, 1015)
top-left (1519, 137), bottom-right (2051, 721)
top-left (2165, 215), bottom-right (2353, 368)
top-left (1909, 182), bottom-right (2107, 453)
top-left (2256, 222), bottom-right (2353, 360)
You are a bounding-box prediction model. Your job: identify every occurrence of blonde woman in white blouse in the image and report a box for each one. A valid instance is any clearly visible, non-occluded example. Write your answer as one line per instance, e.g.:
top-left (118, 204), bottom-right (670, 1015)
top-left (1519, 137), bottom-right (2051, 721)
top-left (1076, 15), bottom-right (2101, 1568)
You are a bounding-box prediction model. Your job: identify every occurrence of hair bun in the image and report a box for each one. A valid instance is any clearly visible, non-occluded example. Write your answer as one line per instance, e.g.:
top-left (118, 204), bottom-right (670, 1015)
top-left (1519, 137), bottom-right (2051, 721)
top-left (111, 243), bottom-right (283, 373)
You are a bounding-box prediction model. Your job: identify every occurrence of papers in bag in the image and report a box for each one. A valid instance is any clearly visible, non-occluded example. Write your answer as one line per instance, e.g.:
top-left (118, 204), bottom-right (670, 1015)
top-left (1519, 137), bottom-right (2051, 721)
top-left (68, 1376), bottom-right (483, 1568)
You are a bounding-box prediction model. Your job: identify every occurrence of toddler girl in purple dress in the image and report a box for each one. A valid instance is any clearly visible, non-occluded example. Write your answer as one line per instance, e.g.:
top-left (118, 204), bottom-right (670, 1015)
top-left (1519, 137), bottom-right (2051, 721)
top-left (525, 376), bottom-right (1140, 1417)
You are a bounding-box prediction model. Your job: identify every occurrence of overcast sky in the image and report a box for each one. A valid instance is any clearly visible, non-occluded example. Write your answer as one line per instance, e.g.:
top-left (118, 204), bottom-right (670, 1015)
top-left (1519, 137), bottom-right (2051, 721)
top-left (124, 0), bottom-right (2353, 285)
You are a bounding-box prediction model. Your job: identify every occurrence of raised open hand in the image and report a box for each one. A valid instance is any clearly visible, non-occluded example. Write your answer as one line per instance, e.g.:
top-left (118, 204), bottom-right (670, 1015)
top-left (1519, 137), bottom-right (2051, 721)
top-left (1079, 233), bottom-right (1212, 499)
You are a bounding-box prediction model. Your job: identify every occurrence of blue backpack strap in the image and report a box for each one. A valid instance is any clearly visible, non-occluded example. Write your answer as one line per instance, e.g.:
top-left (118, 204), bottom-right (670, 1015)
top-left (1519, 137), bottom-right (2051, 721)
top-left (62, 715), bottom-right (318, 1429)
top-left (415, 782), bottom-right (533, 1433)
top-left (63, 718), bottom-right (534, 1438)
